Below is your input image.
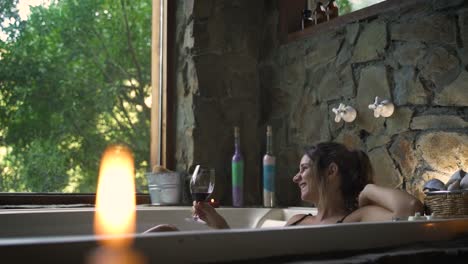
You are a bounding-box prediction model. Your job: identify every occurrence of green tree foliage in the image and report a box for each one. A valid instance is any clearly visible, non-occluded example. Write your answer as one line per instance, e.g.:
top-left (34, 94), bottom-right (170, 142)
top-left (337, 0), bottom-right (352, 15)
top-left (0, 0), bottom-right (151, 192)
top-left (0, 0), bottom-right (23, 41)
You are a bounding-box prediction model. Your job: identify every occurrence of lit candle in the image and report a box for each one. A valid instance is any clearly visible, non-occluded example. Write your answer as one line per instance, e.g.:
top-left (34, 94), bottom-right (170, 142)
top-left (209, 198), bottom-right (220, 208)
top-left (88, 145), bottom-right (146, 264)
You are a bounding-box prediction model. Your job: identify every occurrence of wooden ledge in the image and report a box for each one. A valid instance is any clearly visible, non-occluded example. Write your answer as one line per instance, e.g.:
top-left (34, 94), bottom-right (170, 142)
top-left (285, 0), bottom-right (427, 44)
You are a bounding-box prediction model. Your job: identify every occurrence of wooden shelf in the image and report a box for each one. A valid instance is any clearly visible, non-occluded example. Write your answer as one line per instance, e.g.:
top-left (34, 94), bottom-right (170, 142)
top-left (279, 0), bottom-right (427, 44)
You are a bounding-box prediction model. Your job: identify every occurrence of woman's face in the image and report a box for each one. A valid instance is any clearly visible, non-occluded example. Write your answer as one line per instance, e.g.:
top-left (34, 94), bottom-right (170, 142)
top-left (292, 154), bottom-right (319, 203)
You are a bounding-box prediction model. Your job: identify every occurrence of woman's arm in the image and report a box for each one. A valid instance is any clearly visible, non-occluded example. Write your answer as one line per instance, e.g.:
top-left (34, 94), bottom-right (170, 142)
top-left (193, 202), bottom-right (230, 229)
top-left (357, 184), bottom-right (424, 221)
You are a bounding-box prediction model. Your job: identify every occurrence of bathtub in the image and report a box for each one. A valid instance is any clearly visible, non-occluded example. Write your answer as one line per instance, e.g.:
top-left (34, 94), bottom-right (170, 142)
top-left (1, 206), bottom-right (468, 263)
top-left (0, 206), bottom-right (313, 237)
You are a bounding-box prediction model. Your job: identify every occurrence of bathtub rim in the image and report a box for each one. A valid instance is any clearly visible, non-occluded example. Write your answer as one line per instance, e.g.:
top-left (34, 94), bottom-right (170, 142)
top-left (1, 217), bottom-right (468, 263)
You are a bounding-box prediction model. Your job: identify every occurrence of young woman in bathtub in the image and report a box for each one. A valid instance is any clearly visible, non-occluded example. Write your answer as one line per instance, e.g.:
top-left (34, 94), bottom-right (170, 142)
top-left (145, 142), bottom-right (423, 232)
top-left (191, 142), bottom-right (423, 229)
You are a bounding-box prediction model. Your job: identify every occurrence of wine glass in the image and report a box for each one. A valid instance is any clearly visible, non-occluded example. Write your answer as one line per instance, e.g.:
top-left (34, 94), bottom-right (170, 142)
top-left (189, 166), bottom-right (215, 222)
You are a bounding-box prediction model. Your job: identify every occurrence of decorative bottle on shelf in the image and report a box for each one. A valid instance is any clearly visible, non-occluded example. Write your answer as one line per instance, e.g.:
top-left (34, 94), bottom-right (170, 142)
top-left (301, 0), bottom-right (314, 30)
top-left (263, 125), bottom-right (276, 208)
top-left (326, 0), bottom-right (339, 21)
top-left (313, 1), bottom-right (327, 25)
top-left (232, 126), bottom-right (244, 207)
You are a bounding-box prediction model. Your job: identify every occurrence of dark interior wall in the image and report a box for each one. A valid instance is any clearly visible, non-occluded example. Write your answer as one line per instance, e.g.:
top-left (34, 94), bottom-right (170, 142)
top-left (174, 0), bottom-right (468, 206)
top-left (173, 0), bottom-right (269, 205)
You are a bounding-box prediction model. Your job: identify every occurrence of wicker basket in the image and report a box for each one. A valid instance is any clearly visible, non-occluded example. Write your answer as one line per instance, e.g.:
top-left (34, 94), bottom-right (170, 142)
top-left (424, 190), bottom-right (468, 218)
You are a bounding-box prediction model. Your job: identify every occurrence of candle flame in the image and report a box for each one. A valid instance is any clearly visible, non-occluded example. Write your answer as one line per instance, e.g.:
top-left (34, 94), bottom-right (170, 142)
top-left (95, 145), bottom-right (136, 248)
top-left (211, 198), bottom-right (214, 203)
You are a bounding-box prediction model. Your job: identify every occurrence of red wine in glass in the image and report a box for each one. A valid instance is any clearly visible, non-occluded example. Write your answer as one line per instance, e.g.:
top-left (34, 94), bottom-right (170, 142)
top-left (189, 167), bottom-right (215, 222)
top-left (192, 192), bottom-right (211, 202)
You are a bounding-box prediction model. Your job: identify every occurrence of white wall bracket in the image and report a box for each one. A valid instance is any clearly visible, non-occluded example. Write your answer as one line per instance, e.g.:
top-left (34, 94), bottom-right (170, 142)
top-left (368, 96), bottom-right (394, 118)
top-left (332, 103), bottom-right (357, 123)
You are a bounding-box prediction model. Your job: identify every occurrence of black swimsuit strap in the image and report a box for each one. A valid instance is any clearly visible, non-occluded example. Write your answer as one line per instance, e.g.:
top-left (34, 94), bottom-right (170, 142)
top-left (290, 212), bottom-right (351, 226)
top-left (336, 212), bottom-right (351, 223)
top-left (289, 213), bottom-right (312, 226)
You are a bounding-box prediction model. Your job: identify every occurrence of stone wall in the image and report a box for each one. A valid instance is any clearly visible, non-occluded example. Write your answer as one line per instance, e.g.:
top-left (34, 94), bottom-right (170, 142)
top-left (173, 0), bottom-right (268, 205)
top-left (174, 0), bottom-right (468, 206)
top-left (262, 0), bottom-right (468, 204)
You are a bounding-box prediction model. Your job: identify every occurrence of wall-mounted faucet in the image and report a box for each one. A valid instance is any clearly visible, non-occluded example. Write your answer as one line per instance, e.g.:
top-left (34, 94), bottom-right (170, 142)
top-left (332, 103), bottom-right (357, 123)
top-left (368, 97), bottom-right (394, 118)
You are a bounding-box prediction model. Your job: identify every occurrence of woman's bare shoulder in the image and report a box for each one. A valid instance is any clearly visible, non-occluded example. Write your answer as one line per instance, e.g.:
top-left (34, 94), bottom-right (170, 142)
top-left (286, 213), bottom-right (315, 226)
top-left (286, 214), bottom-right (306, 226)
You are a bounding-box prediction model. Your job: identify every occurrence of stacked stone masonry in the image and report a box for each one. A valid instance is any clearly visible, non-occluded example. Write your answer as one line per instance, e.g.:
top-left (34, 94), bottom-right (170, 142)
top-left (175, 0), bottom-right (468, 205)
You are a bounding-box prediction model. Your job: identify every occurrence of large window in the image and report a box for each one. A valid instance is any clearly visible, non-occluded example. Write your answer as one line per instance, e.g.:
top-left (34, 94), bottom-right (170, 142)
top-left (0, 0), bottom-right (153, 193)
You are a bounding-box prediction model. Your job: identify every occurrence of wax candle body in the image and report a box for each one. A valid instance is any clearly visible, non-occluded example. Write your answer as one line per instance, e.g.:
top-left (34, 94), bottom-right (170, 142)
top-left (87, 245), bottom-right (146, 264)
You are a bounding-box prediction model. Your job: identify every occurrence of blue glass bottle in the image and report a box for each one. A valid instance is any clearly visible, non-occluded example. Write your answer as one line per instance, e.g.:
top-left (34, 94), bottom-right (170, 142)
top-left (263, 125), bottom-right (276, 207)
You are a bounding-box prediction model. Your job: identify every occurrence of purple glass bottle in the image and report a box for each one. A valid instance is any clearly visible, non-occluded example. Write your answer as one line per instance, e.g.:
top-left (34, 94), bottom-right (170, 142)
top-left (232, 126), bottom-right (244, 207)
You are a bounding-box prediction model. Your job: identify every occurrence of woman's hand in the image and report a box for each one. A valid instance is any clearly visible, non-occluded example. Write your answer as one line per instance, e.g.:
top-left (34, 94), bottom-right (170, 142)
top-left (192, 201), bottom-right (229, 229)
